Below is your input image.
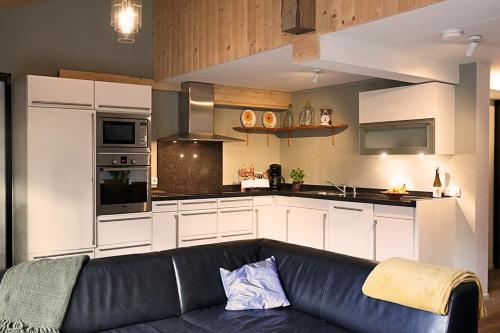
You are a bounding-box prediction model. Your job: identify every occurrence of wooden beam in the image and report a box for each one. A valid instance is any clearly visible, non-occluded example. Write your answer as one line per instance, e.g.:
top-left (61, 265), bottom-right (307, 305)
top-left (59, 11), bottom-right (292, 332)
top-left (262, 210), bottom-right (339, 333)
top-left (59, 69), bottom-right (181, 92)
top-left (214, 84), bottom-right (291, 110)
top-left (0, 0), bottom-right (47, 9)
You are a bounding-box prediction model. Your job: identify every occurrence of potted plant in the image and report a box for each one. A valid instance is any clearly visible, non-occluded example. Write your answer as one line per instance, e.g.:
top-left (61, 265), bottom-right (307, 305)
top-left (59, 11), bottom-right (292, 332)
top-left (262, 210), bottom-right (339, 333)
top-left (289, 168), bottom-right (305, 192)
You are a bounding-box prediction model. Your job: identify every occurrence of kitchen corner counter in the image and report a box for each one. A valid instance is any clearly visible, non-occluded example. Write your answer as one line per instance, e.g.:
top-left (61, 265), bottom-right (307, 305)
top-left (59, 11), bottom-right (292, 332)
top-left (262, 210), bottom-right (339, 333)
top-left (152, 187), bottom-right (438, 207)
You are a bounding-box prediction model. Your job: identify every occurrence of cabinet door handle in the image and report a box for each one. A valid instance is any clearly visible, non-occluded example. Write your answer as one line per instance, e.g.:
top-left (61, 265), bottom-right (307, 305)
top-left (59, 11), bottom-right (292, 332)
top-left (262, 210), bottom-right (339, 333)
top-left (98, 243), bottom-right (151, 252)
top-left (285, 209), bottom-right (290, 242)
top-left (220, 232), bottom-right (253, 238)
top-left (219, 209), bottom-right (252, 214)
top-left (91, 112), bottom-right (96, 246)
top-left (154, 202), bottom-right (177, 206)
top-left (33, 250), bottom-right (94, 260)
top-left (97, 104), bottom-right (150, 111)
top-left (255, 209), bottom-right (259, 238)
top-left (333, 206), bottom-right (363, 212)
top-left (181, 236), bottom-right (217, 242)
top-left (180, 200), bottom-right (217, 205)
top-left (323, 213), bottom-right (327, 250)
top-left (220, 198), bottom-right (252, 203)
top-left (31, 100), bottom-right (93, 108)
top-left (180, 211), bottom-right (217, 217)
top-left (174, 215), bottom-right (179, 248)
top-left (99, 216), bottom-right (149, 223)
top-left (373, 219), bottom-right (377, 260)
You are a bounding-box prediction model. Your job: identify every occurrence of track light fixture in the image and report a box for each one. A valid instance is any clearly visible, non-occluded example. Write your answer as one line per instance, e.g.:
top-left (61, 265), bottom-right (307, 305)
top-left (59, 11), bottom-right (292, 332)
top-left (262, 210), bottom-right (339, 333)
top-left (466, 35), bottom-right (482, 57)
top-left (312, 69), bottom-right (322, 84)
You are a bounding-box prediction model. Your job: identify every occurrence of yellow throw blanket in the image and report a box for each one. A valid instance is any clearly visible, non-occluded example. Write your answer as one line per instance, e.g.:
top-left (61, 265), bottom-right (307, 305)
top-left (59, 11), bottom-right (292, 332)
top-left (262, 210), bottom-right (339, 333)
top-left (362, 258), bottom-right (487, 319)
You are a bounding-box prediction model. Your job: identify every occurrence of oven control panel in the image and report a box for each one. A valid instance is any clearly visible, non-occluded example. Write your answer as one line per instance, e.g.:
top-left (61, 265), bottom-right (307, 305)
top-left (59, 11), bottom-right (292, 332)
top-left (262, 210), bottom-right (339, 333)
top-left (97, 153), bottom-right (150, 167)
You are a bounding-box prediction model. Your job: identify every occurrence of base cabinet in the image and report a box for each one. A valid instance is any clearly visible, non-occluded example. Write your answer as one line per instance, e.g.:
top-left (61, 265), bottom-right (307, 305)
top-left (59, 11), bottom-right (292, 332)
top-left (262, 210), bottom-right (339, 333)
top-left (375, 216), bottom-right (415, 261)
top-left (287, 207), bottom-right (327, 250)
top-left (152, 211), bottom-right (178, 251)
top-left (95, 242), bottom-right (152, 258)
top-left (255, 205), bottom-right (287, 242)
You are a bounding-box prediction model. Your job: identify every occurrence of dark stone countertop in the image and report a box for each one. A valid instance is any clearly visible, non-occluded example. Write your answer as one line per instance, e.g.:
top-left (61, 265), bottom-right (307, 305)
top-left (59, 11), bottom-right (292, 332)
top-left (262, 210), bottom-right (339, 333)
top-left (152, 185), bottom-right (439, 207)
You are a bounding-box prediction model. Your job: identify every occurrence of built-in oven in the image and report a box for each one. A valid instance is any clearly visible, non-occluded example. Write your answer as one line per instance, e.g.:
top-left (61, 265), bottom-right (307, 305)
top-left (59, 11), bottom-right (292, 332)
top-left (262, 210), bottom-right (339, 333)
top-left (96, 153), bottom-right (151, 215)
top-left (97, 112), bottom-right (151, 153)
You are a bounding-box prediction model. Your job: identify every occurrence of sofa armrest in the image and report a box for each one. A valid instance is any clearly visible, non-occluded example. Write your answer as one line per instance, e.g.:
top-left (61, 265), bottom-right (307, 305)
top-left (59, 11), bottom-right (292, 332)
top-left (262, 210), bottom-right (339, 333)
top-left (446, 282), bottom-right (479, 333)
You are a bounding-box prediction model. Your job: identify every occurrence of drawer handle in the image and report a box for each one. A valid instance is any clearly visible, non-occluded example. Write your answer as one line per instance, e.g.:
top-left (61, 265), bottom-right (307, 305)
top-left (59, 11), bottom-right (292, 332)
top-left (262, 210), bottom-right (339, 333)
top-left (180, 211), bottom-right (217, 216)
top-left (220, 198), bottom-right (252, 203)
top-left (154, 202), bottom-right (177, 206)
top-left (181, 236), bottom-right (217, 242)
top-left (220, 232), bottom-right (253, 238)
top-left (220, 209), bottom-right (252, 214)
top-left (99, 217), bottom-right (150, 223)
top-left (33, 250), bottom-right (94, 259)
top-left (98, 243), bottom-right (151, 252)
top-left (32, 100), bottom-right (93, 107)
top-left (180, 200), bottom-right (217, 205)
top-left (333, 206), bottom-right (363, 212)
top-left (98, 104), bottom-right (150, 111)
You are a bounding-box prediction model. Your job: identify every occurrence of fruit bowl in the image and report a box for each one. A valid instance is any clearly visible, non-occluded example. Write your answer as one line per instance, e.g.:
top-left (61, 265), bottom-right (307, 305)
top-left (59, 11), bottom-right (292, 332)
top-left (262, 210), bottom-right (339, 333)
top-left (381, 191), bottom-right (409, 200)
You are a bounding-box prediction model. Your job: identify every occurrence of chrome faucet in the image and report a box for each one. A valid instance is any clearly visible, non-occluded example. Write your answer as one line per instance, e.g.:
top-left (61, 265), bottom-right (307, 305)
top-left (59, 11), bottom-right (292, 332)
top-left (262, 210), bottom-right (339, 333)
top-left (326, 181), bottom-right (357, 196)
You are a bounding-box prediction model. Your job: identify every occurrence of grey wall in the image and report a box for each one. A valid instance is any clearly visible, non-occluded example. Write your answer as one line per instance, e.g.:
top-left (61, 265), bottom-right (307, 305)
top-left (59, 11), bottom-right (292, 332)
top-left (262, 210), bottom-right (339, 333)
top-left (0, 0), bottom-right (153, 79)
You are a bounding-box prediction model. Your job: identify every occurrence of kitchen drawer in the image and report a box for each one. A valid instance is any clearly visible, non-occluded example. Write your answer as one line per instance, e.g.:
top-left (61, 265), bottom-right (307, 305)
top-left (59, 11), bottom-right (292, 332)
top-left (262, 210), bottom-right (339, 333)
top-left (178, 209), bottom-right (218, 236)
top-left (218, 197), bottom-right (253, 208)
top-left (178, 234), bottom-right (218, 248)
top-left (218, 230), bottom-right (254, 243)
top-left (27, 75), bottom-right (94, 109)
top-left (28, 248), bottom-right (95, 261)
top-left (218, 207), bottom-right (253, 233)
top-left (374, 205), bottom-right (414, 220)
top-left (178, 199), bottom-right (218, 211)
top-left (95, 242), bottom-right (152, 258)
top-left (253, 196), bottom-right (274, 206)
top-left (95, 81), bottom-right (151, 113)
top-left (153, 200), bottom-right (178, 212)
top-left (98, 213), bottom-right (152, 246)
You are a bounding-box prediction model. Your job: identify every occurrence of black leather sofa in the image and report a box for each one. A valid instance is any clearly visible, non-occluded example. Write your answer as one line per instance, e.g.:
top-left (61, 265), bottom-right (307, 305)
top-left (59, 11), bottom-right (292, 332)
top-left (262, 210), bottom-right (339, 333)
top-left (59, 239), bottom-right (478, 333)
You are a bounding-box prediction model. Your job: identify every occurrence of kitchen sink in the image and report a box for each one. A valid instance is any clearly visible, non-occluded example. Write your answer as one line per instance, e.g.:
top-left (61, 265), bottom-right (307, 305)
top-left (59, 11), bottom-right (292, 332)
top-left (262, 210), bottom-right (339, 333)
top-left (301, 191), bottom-right (346, 197)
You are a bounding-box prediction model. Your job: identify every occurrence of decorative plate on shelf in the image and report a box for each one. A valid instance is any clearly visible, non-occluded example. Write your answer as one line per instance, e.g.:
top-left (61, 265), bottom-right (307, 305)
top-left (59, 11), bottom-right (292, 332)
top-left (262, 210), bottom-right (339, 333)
top-left (241, 109), bottom-right (256, 127)
top-left (262, 111), bottom-right (277, 128)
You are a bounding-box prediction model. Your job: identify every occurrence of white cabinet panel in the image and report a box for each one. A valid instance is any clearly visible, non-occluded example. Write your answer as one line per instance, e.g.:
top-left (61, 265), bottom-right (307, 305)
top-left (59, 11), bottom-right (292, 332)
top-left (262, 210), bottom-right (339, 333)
top-left (95, 242), bottom-right (152, 258)
top-left (330, 202), bottom-right (374, 260)
top-left (27, 75), bottom-right (94, 109)
top-left (218, 207), bottom-right (253, 233)
top-left (153, 200), bottom-right (178, 213)
top-left (178, 199), bottom-right (218, 211)
top-left (98, 213), bottom-right (152, 246)
top-left (27, 107), bottom-right (95, 254)
top-left (152, 211), bottom-right (177, 251)
top-left (375, 217), bottom-right (415, 261)
top-left (288, 207), bottom-right (327, 250)
top-left (95, 81), bottom-right (151, 113)
top-left (29, 249), bottom-right (95, 261)
top-left (218, 231), bottom-right (254, 243)
top-left (179, 234), bottom-right (218, 247)
top-left (374, 205), bottom-right (414, 220)
top-left (218, 197), bottom-right (253, 208)
top-left (255, 206), bottom-right (286, 242)
top-left (178, 209), bottom-right (218, 236)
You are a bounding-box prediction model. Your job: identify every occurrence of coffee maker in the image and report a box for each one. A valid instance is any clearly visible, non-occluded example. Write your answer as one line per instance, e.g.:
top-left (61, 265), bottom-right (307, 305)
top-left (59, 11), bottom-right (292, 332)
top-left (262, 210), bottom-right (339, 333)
top-left (268, 164), bottom-right (285, 191)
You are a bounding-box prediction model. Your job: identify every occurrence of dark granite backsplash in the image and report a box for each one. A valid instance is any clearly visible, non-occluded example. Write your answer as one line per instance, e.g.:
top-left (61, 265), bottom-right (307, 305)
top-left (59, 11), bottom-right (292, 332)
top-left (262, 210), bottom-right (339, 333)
top-left (157, 141), bottom-right (223, 194)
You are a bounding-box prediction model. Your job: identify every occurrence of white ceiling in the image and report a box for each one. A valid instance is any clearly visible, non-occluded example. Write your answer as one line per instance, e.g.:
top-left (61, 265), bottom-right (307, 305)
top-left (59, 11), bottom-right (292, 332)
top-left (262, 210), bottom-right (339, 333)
top-left (168, 45), bottom-right (369, 92)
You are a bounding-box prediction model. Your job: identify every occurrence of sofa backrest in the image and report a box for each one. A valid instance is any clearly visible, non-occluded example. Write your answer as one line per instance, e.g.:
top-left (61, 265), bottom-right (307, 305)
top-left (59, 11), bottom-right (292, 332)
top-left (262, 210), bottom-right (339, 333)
top-left (61, 251), bottom-right (181, 333)
top-left (258, 239), bottom-right (477, 333)
top-left (170, 240), bottom-right (260, 313)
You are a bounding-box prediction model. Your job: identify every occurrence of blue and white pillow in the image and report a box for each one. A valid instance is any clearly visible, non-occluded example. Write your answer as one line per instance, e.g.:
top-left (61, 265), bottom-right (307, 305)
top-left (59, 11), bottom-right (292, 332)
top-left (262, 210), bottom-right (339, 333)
top-left (220, 256), bottom-right (290, 311)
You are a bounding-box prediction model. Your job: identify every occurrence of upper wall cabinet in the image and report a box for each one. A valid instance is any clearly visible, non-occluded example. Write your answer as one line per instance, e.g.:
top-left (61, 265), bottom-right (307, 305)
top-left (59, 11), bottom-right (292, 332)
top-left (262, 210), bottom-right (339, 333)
top-left (95, 81), bottom-right (152, 113)
top-left (27, 75), bottom-right (94, 109)
top-left (359, 83), bottom-right (455, 155)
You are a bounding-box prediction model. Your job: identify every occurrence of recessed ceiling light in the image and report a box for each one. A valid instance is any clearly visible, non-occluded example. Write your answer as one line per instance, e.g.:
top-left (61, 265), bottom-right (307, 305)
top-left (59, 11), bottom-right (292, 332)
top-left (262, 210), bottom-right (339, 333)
top-left (441, 29), bottom-right (463, 41)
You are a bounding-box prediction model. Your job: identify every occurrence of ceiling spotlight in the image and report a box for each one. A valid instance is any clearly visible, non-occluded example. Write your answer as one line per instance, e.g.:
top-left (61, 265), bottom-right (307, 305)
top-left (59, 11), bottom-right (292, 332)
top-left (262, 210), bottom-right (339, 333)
top-left (312, 69), bottom-right (322, 84)
top-left (466, 35), bottom-right (482, 57)
top-left (441, 29), bottom-right (463, 41)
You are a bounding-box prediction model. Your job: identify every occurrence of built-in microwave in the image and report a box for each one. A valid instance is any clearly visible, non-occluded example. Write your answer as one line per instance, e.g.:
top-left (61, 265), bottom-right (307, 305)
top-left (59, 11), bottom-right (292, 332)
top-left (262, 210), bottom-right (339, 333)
top-left (97, 112), bottom-right (151, 153)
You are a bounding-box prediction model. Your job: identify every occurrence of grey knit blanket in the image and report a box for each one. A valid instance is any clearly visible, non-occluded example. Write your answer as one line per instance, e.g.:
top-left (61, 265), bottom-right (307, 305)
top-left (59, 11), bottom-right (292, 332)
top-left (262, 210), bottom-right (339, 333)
top-left (0, 255), bottom-right (88, 333)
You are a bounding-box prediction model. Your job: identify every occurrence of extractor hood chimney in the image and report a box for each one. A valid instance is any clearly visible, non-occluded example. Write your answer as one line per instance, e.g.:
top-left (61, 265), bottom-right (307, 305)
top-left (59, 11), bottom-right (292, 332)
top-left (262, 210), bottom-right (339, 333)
top-left (159, 82), bottom-right (243, 142)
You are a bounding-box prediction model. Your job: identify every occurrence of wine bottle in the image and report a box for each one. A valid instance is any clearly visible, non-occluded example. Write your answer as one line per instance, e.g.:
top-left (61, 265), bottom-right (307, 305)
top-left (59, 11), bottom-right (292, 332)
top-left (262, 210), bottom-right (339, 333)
top-left (432, 167), bottom-right (442, 198)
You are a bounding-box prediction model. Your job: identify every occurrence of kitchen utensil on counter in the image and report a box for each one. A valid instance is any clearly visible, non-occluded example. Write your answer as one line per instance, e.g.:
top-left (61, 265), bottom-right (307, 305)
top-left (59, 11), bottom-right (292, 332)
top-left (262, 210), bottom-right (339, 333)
top-left (263, 111), bottom-right (277, 128)
top-left (241, 109), bottom-right (256, 127)
top-left (268, 164), bottom-right (285, 191)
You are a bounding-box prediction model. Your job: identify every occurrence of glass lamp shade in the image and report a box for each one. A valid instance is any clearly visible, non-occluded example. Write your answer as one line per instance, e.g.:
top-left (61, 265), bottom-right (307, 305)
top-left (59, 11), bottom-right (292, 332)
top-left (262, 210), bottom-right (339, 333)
top-left (111, 0), bottom-right (142, 43)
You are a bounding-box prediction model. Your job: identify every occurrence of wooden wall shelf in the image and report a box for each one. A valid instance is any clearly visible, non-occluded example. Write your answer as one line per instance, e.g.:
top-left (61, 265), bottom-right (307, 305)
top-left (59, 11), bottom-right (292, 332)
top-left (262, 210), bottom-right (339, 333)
top-left (233, 124), bottom-right (348, 146)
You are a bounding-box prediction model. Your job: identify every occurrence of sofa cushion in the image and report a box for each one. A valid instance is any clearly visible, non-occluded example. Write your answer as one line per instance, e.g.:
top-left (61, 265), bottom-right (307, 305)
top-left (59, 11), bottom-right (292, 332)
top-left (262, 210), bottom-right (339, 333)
top-left (181, 304), bottom-right (353, 333)
top-left (61, 252), bottom-right (181, 333)
top-left (99, 317), bottom-right (210, 333)
top-left (170, 240), bottom-right (260, 313)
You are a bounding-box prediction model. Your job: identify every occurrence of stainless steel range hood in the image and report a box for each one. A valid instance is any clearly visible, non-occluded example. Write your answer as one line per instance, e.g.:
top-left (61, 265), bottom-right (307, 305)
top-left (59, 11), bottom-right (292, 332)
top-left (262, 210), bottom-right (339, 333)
top-left (159, 82), bottom-right (243, 142)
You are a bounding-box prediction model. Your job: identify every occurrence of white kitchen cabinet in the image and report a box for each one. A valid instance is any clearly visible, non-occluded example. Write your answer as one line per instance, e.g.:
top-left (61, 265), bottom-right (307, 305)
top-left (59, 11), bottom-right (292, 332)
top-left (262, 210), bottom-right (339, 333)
top-left (95, 81), bottom-right (151, 113)
top-left (218, 230), bottom-right (254, 243)
top-left (287, 207), bottom-right (328, 250)
top-left (329, 201), bottom-right (375, 260)
top-left (218, 197), bottom-right (253, 208)
top-left (27, 75), bottom-right (94, 109)
top-left (152, 201), bottom-right (178, 251)
top-left (29, 248), bottom-right (95, 261)
top-left (179, 234), bottom-right (219, 247)
top-left (95, 241), bottom-right (152, 258)
top-left (178, 209), bottom-right (218, 237)
top-left (375, 216), bottom-right (415, 261)
top-left (218, 207), bottom-right (253, 233)
top-left (27, 107), bottom-right (95, 255)
top-left (255, 205), bottom-right (287, 242)
top-left (97, 213), bottom-right (152, 247)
